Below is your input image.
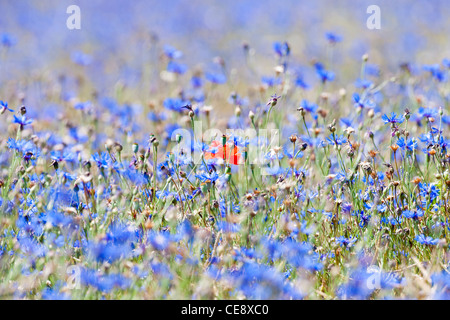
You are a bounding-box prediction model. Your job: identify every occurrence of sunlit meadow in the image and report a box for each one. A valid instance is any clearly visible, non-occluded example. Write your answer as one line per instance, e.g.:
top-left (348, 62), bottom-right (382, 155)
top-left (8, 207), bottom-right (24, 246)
top-left (1, 0), bottom-right (450, 300)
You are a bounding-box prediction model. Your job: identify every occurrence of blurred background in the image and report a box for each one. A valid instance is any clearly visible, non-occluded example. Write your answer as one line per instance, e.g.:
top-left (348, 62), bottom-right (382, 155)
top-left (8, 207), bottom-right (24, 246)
top-left (0, 0), bottom-right (449, 119)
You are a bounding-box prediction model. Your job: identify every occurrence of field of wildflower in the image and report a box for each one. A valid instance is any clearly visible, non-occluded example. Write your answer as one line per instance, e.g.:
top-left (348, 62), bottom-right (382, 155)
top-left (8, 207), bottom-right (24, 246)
top-left (1, 0), bottom-right (450, 301)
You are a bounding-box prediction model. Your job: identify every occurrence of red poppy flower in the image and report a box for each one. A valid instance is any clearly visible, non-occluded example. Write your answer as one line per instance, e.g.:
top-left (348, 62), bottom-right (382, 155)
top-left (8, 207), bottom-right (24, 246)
top-left (204, 140), bottom-right (242, 165)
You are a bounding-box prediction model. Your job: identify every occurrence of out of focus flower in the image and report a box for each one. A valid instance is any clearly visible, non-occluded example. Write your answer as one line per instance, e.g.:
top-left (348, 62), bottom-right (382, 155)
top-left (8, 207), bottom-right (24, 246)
top-left (167, 61), bottom-right (187, 74)
top-left (205, 72), bottom-right (226, 84)
top-left (415, 234), bottom-right (439, 246)
top-left (423, 64), bottom-right (447, 82)
top-left (1, 33), bottom-right (16, 47)
top-left (71, 51), bottom-right (92, 66)
top-left (273, 41), bottom-right (290, 57)
top-left (382, 112), bottom-right (404, 124)
top-left (314, 62), bottom-right (334, 83)
top-left (12, 114), bottom-right (33, 127)
top-left (0, 100), bottom-right (13, 114)
top-left (325, 32), bottom-right (342, 44)
top-left (163, 45), bottom-right (183, 59)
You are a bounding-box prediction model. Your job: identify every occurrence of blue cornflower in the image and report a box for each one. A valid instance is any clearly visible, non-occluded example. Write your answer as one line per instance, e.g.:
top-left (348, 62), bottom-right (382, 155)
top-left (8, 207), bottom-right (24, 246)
top-left (231, 261), bottom-right (304, 299)
top-left (17, 235), bottom-right (46, 258)
top-left (352, 93), bottom-right (374, 109)
top-left (430, 127), bottom-right (442, 135)
top-left (300, 220), bottom-right (315, 236)
top-left (423, 64), bottom-right (447, 82)
top-left (7, 138), bottom-right (39, 157)
top-left (418, 132), bottom-right (436, 145)
top-left (382, 215), bottom-right (402, 226)
top-left (13, 114), bottom-right (33, 127)
top-left (382, 112), bottom-right (404, 124)
top-left (42, 287), bottom-right (70, 300)
top-left (218, 198), bottom-right (227, 218)
top-left (264, 165), bottom-right (285, 176)
top-left (314, 62), bottom-right (334, 83)
top-left (402, 209), bottom-right (424, 219)
top-left (415, 234), bottom-right (439, 246)
top-left (325, 32), bottom-right (342, 44)
top-left (292, 168), bottom-right (307, 180)
top-left (163, 45), bottom-right (183, 59)
top-left (294, 75), bottom-right (309, 89)
top-left (283, 146), bottom-right (303, 159)
top-left (50, 149), bottom-right (75, 163)
top-left (217, 221), bottom-right (240, 233)
top-left (45, 210), bottom-right (74, 228)
top-left (227, 92), bottom-right (248, 106)
top-left (167, 61), bottom-right (187, 74)
top-left (1, 33), bottom-right (16, 47)
top-left (419, 133), bottom-right (448, 154)
top-left (60, 171), bottom-right (76, 182)
top-left (341, 202), bottom-right (353, 214)
top-left (357, 211), bottom-right (371, 228)
top-left (147, 111), bottom-right (166, 122)
top-left (265, 150), bottom-right (284, 161)
top-left (196, 170), bottom-right (219, 183)
top-left (377, 204), bottom-right (387, 213)
top-left (261, 76), bottom-right (282, 87)
top-left (191, 76), bottom-right (204, 88)
top-left (163, 98), bottom-right (190, 112)
top-left (340, 117), bottom-right (353, 127)
top-left (419, 183), bottom-right (440, 202)
top-left (335, 236), bottom-right (357, 248)
top-left (354, 78), bottom-right (373, 89)
top-left (74, 101), bottom-right (91, 110)
top-left (227, 135), bottom-right (248, 148)
top-left (298, 99), bottom-right (318, 114)
top-left (148, 231), bottom-right (174, 251)
top-left (443, 58), bottom-right (450, 68)
top-left (273, 41), bottom-right (290, 57)
top-left (205, 72), bottom-right (226, 84)
top-left (106, 223), bottom-right (139, 245)
top-left (150, 262), bottom-right (173, 280)
top-left (337, 266), bottom-right (403, 299)
top-left (80, 268), bottom-right (131, 293)
top-left (87, 240), bottom-right (131, 264)
top-left (365, 64), bottom-right (380, 77)
top-left (396, 137), bottom-right (417, 151)
top-left (326, 134), bottom-right (347, 146)
top-left (71, 51), bottom-right (92, 66)
top-left (0, 101), bottom-right (13, 114)
top-left (417, 107), bottom-right (438, 120)
top-left (91, 152), bottom-right (111, 169)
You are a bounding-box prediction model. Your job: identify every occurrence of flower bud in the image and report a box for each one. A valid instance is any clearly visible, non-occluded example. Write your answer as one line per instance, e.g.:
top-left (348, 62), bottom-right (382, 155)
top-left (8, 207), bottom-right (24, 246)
top-left (300, 142), bottom-right (308, 151)
top-left (289, 135), bottom-right (297, 143)
top-left (235, 106), bottom-right (241, 117)
top-left (297, 107), bottom-right (306, 117)
top-left (114, 142), bottom-right (123, 152)
top-left (132, 143), bottom-right (139, 153)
